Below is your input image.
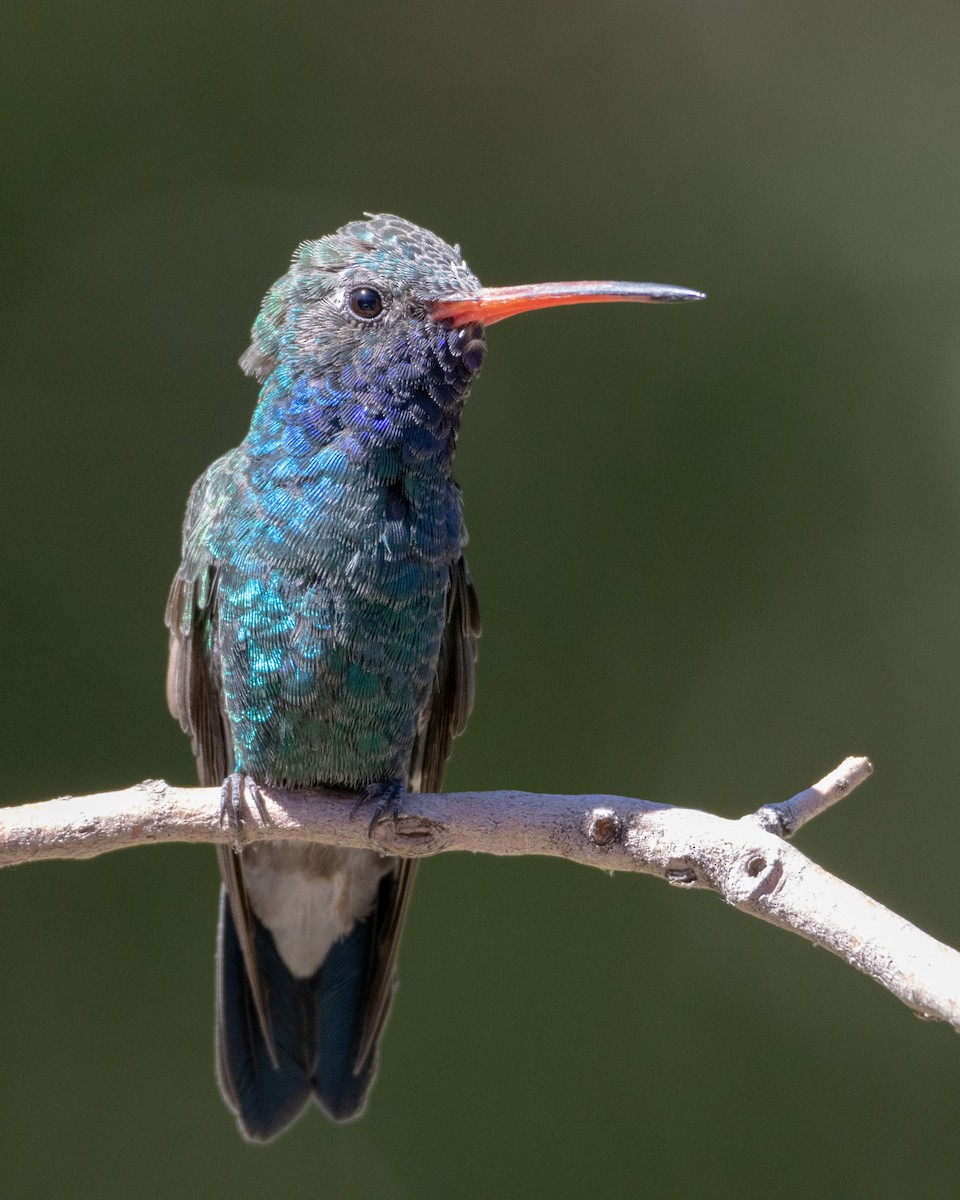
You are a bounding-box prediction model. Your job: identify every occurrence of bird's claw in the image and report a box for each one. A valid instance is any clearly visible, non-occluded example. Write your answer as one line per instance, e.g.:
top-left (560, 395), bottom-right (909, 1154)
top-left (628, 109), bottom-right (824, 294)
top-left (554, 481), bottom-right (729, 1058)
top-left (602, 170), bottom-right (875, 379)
top-left (219, 772), bottom-right (269, 850)
top-left (352, 778), bottom-right (407, 837)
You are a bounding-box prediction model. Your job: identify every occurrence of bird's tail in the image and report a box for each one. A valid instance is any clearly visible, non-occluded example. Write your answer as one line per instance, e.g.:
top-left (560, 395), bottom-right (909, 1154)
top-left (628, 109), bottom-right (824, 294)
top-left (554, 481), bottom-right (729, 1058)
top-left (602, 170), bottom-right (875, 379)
top-left (215, 865), bottom-right (408, 1142)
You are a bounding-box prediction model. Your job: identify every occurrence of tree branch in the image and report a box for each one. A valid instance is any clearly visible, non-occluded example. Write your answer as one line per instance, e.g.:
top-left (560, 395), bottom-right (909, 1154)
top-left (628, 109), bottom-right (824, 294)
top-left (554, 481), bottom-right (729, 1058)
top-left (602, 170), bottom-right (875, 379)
top-left (2, 756), bottom-right (958, 1031)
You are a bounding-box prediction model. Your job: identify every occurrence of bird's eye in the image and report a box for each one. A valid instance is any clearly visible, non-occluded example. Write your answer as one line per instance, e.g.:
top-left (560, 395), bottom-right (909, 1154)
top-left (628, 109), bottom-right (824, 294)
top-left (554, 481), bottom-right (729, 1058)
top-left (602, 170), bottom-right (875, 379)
top-left (348, 286), bottom-right (384, 319)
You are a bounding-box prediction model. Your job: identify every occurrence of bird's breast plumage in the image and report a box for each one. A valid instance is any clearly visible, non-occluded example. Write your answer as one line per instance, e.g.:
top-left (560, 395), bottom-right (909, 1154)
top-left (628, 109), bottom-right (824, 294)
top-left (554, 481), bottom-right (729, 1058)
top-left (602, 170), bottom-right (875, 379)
top-left (191, 361), bottom-right (470, 790)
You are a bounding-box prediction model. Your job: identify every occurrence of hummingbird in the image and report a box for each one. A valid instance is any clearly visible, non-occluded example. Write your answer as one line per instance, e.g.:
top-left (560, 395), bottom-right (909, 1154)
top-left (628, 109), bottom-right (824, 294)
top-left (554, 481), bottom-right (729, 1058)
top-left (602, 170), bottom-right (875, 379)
top-left (165, 213), bottom-right (703, 1142)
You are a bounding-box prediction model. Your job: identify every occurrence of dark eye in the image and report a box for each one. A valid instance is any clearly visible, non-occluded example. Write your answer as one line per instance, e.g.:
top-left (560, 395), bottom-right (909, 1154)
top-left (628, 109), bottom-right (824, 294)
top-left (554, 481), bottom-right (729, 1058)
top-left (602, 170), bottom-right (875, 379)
top-left (348, 286), bottom-right (384, 319)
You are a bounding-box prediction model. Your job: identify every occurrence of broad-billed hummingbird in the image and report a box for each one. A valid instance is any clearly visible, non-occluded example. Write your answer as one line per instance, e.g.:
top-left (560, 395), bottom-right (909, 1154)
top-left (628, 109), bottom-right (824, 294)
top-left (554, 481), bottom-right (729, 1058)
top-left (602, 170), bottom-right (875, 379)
top-left (166, 213), bottom-right (703, 1142)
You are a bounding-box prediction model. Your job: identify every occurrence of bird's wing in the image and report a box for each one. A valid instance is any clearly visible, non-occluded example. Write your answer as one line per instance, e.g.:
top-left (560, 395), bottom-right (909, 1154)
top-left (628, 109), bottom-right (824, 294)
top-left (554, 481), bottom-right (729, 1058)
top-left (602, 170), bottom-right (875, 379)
top-left (410, 551), bottom-right (482, 796)
top-left (164, 458), bottom-right (233, 783)
top-left (165, 460), bottom-right (276, 1063)
top-left (165, 563), bottom-right (229, 786)
top-left (354, 552), bottom-right (481, 1072)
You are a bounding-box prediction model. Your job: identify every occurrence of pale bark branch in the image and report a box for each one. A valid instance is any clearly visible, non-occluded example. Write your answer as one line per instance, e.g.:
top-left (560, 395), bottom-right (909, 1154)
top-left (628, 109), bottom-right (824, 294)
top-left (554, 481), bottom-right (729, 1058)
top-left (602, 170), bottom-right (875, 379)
top-left (1, 756), bottom-right (958, 1031)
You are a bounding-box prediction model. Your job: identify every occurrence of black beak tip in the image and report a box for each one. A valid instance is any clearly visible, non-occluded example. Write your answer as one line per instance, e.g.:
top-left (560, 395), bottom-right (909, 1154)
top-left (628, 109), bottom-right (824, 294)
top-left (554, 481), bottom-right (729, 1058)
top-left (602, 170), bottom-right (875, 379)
top-left (667, 287), bottom-right (707, 303)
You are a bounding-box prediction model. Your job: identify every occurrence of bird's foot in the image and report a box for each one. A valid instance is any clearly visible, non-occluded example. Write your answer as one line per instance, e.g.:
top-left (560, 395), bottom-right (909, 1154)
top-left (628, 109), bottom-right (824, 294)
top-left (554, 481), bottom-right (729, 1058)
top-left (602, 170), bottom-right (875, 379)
top-left (219, 772), bottom-right (270, 850)
top-left (351, 778), bottom-right (407, 837)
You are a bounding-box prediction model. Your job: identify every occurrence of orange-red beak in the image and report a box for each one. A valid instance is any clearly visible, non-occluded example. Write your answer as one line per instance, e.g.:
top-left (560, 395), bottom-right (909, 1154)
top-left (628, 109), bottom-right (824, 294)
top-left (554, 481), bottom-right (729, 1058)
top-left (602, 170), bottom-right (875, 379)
top-left (432, 279), bottom-right (705, 327)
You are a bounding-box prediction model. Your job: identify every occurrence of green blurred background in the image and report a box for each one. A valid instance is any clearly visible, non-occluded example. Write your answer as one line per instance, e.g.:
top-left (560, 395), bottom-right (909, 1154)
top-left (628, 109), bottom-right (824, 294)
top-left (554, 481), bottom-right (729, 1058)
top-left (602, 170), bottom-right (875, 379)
top-left (3, 2), bottom-right (960, 1196)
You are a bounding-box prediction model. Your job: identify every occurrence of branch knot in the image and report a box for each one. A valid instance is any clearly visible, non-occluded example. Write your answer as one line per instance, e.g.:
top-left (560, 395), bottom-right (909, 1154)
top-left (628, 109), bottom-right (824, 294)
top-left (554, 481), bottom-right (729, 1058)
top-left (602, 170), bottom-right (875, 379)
top-left (584, 807), bottom-right (622, 847)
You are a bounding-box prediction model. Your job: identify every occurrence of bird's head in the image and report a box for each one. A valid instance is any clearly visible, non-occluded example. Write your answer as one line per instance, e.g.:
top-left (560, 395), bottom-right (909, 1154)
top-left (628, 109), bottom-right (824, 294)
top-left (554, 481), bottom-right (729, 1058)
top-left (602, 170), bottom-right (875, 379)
top-left (240, 214), bottom-right (485, 385)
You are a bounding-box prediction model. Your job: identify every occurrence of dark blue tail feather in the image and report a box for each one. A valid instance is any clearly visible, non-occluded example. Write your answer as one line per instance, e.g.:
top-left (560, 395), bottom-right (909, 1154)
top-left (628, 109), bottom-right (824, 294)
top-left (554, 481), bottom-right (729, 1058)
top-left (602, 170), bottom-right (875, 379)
top-left (216, 895), bottom-right (313, 1141)
top-left (313, 911), bottom-right (378, 1120)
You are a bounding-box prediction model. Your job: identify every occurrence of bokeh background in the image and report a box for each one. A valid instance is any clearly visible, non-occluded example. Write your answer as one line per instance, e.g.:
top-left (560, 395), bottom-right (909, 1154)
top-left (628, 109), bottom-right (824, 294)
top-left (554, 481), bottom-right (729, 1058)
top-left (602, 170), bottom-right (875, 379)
top-left (4, 3), bottom-right (960, 1196)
